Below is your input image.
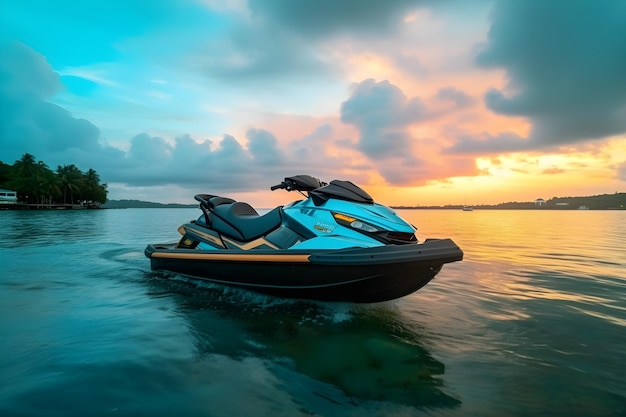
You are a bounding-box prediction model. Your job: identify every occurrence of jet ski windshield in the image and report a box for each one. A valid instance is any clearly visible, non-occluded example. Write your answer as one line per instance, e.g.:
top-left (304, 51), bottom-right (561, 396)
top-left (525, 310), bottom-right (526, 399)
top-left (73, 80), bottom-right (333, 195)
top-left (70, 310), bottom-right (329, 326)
top-left (311, 180), bottom-right (374, 205)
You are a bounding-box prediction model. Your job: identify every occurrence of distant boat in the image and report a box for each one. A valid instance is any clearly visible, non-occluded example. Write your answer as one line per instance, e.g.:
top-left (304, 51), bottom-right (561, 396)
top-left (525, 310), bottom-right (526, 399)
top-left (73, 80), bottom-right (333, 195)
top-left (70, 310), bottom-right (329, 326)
top-left (462, 194), bottom-right (473, 211)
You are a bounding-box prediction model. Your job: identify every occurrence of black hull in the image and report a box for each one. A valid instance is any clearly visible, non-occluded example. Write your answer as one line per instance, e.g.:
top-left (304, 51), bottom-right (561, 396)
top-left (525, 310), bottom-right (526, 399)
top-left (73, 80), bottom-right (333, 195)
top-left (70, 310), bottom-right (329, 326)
top-left (145, 239), bottom-right (463, 303)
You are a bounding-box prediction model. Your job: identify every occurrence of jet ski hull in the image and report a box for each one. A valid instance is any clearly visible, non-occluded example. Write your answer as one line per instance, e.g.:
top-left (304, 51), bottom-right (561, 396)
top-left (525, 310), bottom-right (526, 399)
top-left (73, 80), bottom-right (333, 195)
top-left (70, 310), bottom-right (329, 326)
top-left (145, 238), bottom-right (463, 303)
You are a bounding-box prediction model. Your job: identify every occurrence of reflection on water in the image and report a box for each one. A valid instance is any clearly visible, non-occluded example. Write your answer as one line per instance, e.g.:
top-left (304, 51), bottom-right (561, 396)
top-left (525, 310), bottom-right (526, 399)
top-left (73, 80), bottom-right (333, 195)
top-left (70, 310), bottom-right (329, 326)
top-left (408, 209), bottom-right (625, 274)
top-left (154, 277), bottom-right (462, 410)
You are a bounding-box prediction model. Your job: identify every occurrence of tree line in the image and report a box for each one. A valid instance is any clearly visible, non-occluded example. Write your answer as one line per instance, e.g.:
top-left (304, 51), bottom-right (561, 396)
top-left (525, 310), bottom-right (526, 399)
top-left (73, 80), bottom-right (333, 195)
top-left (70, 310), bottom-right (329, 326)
top-left (0, 153), bottom-right (108, 205)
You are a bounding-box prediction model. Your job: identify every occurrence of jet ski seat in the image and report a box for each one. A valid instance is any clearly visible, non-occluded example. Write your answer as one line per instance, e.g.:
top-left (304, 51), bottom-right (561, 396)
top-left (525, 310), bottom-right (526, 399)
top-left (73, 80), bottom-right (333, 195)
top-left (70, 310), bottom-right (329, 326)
top-left (212, 202), bottom-right (283, 242)
top-left (195, 194), bottom-right (236, 209)
top-left (194, 193), bottom-right (282, 242)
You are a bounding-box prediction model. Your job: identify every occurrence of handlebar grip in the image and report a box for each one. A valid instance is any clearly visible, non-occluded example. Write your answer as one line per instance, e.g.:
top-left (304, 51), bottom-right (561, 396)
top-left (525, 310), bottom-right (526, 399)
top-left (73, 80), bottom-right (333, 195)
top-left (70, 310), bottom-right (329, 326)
top-left (270, 183), bottom-right (285, 191)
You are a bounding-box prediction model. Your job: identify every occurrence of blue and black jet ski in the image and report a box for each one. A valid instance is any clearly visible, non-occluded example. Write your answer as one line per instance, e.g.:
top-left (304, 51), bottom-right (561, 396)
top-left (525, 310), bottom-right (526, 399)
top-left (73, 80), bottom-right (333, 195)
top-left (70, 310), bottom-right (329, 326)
top-left (145, 175), bottom-right (463, 303)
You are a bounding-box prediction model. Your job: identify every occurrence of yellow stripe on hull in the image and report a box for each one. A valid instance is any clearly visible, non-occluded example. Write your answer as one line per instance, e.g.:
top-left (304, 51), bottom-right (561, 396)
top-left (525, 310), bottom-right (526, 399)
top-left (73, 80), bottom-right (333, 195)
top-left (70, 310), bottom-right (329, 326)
top-left (150, 251), bottom-right (311, 263)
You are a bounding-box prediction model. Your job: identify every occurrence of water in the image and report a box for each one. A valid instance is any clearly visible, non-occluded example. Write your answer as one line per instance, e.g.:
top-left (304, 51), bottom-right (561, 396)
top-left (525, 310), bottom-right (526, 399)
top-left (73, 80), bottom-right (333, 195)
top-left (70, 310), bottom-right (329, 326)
top-left (0, 208), bottom-right (625, 416)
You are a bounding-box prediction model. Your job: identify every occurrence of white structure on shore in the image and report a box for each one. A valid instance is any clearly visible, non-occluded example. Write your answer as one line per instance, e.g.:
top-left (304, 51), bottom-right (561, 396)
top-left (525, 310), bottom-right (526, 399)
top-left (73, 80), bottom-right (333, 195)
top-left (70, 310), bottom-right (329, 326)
top-left (0, 189), bottom-right (18, 204)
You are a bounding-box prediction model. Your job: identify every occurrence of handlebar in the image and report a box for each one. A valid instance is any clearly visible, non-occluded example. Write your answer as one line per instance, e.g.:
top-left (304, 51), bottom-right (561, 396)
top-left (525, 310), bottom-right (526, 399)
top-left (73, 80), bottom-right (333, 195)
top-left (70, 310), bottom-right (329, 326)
top-left (270, 182), bottom-right (288, 191)
top-left (270, 175), bottom-right (326, 192)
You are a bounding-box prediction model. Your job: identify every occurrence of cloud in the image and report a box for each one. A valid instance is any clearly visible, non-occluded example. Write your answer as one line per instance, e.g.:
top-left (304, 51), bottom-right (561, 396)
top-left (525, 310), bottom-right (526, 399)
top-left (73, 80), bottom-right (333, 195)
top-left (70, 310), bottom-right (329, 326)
top-left (475, 0), bottom-right (626, 146)
top-left (128, 133), bottom-right (173, 165)
top-left (100, 133), bottom-right (257, 190)
top-left (192, 28), bottom-right (333, 83)
top-left (0, 42), bottom-right (102, 162)
top-left (341, 79), bottom-right (425, 160)
top-left (246, 0), bottom-right (424, 39)
top-left (0, 41), bottom-right (60, 99)
top-left (98, 127), bottom-right (365, 193)
top-left (340, 78), bottom-right (478, 184)
top-left (0, 42), bottom-right (255, 192)
top-left (435, 87), bottom-right (475, 109)
top-left (542, 167), bottom-right (565, 175)
top-left (289, 123), bottom-right (334, 159)
top-left (445, 131), bottom-right (527, 154)
top-left (193, 0), bottom-right (444, 85)
top-left (393, 53), bottom-right (429, 78)
top-left (246, 129), bottom-right (283, 166)
top-left (0, 42), bottom-right (350, 194)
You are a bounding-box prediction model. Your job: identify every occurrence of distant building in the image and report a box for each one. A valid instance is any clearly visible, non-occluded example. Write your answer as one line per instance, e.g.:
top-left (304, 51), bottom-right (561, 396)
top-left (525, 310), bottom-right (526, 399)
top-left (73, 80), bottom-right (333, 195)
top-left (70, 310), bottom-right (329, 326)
top-left (555, 203), bottom-right (569, 206)
top-left (535, 198), bottom-right (546, 206)
top-left (0, 189), bottom-right (18, 204)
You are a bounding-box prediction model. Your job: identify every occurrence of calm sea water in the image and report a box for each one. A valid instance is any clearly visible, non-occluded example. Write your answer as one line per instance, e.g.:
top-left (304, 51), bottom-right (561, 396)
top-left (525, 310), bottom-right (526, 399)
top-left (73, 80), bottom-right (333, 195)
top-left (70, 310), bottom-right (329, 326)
top-left (0, 208), bottom-right (625, 417)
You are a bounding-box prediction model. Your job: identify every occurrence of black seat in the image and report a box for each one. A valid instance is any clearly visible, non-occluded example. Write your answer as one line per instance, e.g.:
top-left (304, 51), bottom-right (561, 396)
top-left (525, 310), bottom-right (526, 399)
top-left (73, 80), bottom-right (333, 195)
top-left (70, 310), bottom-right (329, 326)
top-left (209, 196), bottom-right (236, 208)
top-left (195, 194), bottom-right (235, 227)
top-left (194, 194), bottom-right (236, 209)
top-left (212, 202), bottom-right (282, 241)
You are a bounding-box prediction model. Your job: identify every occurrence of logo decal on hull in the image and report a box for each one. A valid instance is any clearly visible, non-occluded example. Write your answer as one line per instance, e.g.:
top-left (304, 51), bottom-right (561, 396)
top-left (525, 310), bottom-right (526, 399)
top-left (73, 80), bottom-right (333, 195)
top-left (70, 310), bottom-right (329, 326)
top-left (314, 222), bottom-right (336, 233)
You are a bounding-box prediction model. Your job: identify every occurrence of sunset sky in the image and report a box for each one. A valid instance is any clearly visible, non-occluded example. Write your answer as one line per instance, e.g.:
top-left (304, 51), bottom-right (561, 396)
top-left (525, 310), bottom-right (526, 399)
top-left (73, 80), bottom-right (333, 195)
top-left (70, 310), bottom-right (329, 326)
top-left (1, 0), bottom-right (625, 206)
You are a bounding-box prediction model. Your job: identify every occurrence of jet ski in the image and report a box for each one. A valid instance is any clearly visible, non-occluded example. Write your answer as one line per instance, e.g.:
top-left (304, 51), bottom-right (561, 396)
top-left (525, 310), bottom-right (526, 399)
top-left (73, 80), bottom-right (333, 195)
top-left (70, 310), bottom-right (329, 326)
top-left (145, 175), bottom-right (463, 303)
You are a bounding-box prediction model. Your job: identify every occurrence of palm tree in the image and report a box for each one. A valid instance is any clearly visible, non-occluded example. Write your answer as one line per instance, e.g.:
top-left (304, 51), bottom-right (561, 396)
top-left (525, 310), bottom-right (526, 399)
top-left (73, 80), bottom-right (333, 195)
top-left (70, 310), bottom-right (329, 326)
top-left (32, 160), bottom-right (51, 206)
top-left (98, 182), bottom-right (108, 203)
top-left (12, 154), bottom-right (38, 202)
top-left (57, 164), bottom-right (82, 205)
top-left (0, 161), bottom-right (12, 186)
top-left (83, 168), bottom-right (100, 201)
top-left (11, 154), bottom-right (52, 204)
top-left (81, 169), bottom-right (108, 204)
top-left (14, 153), bottom-right (37, 176)
top-left (39, 170), bottom-right (61, 206)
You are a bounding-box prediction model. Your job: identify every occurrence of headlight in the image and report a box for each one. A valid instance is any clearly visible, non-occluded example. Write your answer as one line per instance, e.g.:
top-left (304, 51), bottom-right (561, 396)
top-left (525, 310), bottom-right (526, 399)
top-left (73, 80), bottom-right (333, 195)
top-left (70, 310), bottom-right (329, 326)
top-left (332, 212), bottom-right (380, 232)
top-left (349, 220), bottom-right (378, 232)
